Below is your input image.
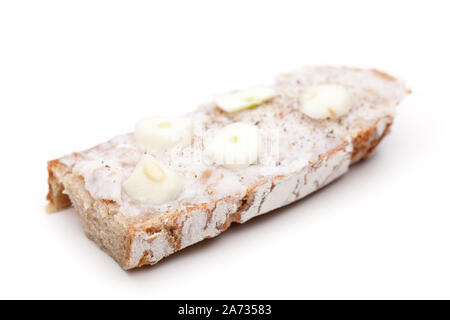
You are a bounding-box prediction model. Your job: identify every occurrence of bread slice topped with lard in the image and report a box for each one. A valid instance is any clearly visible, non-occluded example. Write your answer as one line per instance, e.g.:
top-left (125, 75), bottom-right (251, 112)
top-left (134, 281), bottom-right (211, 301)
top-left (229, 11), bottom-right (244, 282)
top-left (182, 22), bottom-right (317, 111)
top-left (47, 66), bottom-right (410, 269)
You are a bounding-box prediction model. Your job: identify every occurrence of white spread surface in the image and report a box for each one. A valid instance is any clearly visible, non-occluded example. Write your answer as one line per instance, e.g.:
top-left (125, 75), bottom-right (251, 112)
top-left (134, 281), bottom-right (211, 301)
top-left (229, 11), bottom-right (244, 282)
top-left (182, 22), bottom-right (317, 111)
top-left (59, 67), bottom-right (408, 220)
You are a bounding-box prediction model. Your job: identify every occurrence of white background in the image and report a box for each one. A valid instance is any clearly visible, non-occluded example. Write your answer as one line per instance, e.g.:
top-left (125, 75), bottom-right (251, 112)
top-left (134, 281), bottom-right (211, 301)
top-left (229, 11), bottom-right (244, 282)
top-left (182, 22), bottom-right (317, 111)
top-left (0, 0), bottom-right (449, 299)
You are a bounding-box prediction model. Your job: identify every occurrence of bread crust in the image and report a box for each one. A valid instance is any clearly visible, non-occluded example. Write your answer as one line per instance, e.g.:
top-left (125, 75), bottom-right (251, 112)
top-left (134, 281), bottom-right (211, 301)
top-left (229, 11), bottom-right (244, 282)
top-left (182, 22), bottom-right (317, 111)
top-left (46, 160), bottom-right (71, 212)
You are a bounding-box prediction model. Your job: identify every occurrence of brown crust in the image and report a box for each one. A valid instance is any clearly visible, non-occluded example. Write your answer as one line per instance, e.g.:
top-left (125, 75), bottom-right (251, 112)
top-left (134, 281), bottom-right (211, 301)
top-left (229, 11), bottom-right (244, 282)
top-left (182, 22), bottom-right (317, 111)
top-left (351, 120), bottom-right (392, 164)
top-left (371, 69), bottom-right (412, 94)
top-left (371, 69), bottom-right (398, 82)
top-left (46, 160), bottom-right (71, 212)
top-left (310, 142), bottom-right (348, 167)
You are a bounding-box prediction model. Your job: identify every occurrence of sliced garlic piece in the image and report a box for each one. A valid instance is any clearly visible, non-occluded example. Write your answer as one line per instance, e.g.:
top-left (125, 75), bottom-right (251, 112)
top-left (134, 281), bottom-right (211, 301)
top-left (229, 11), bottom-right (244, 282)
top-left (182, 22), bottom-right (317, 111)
top-left (123, 155), bottom-right (183, 205)
top-left (300, 84), bottom-right (352, 119)
top-left (143, 158), bottom-right (165, 182)
top-left (134, 116), bottom-right (193, 150)
top-left (214, 87), bottom-right (277, 113)
top-left (205, 122), bottom-right (259, 170)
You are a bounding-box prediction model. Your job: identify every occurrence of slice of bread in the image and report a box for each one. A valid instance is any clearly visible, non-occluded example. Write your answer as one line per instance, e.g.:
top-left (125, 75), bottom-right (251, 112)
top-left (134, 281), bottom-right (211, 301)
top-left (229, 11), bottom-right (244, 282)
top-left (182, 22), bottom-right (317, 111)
top-left (47, 66), bottom-right (410, 269)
